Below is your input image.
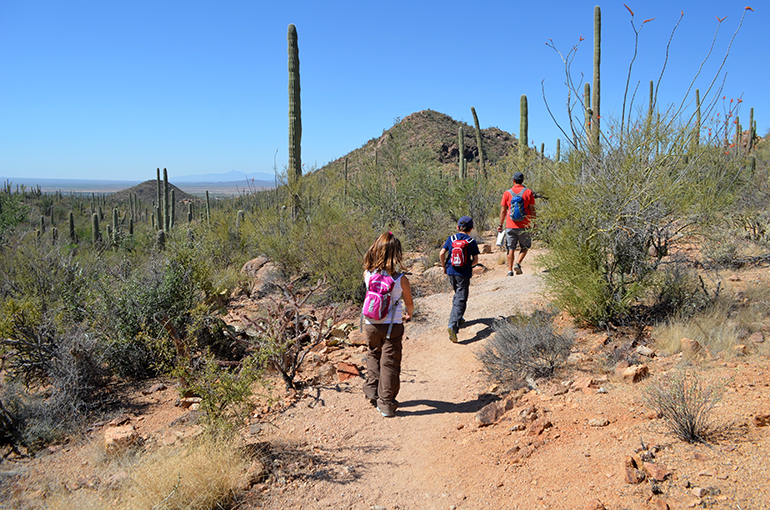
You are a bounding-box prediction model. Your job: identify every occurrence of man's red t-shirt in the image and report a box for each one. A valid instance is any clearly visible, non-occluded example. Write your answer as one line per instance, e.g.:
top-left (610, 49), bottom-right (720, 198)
top-left (501, 184), bottom-right (535, 229)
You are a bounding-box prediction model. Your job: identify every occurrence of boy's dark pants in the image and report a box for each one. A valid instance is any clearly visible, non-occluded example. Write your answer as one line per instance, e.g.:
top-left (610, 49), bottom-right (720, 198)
top-left (448, 274), bottom-right (470, 333)
top-left (363, 323), bottom-right (404, 414)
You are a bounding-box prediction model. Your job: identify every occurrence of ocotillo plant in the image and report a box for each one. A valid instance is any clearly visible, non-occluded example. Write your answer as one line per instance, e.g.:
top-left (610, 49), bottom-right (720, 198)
top-left (694, 89), bottom-right (701, 149)
top-left (471, 106), bottom-right (486, 177)
top-left (592, 5), bottom-right (601, 149)
top-left (288, 24), bottom-right (302, 187)
top-left (163, 168), bottom-right (170, 232)
top-left (520, 95), bottom-right (529, 160)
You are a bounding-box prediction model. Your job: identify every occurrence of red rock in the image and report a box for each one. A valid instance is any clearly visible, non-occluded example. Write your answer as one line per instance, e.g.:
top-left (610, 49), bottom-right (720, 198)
top-left (643, 461), bottom-right (672, 481)
top-left (582, 499), bottom-right (606, 510)
top-left (621, 364), bottom-right (649, 383)
top-left (336, 362), bottom-right (359, 382)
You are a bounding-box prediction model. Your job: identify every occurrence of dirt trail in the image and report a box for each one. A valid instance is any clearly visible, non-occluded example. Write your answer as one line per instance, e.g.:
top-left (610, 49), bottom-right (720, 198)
top-left (251, 243), bottom-right (770, 510)
top-left (255, 247), bottom-right (551, 509)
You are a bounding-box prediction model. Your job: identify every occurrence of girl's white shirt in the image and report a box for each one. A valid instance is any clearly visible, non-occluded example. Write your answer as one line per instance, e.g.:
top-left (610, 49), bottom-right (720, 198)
top-left (363, 270), bottom-right (404, 324)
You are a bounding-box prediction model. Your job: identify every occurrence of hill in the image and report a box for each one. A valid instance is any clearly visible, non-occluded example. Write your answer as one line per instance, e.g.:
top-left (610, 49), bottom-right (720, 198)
top-left (111, 180), bottom-right (197, 205)
top-left (317, 109), bottom-right (519, 177)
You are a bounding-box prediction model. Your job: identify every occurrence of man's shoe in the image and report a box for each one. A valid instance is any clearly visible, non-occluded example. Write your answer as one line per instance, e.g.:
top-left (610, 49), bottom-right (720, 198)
top-left (507, 271), bottom-right (514, 277)
top-left (377, 406), bottom-right (395, 418)
top-left (448, 327), bottom-right (458, 343)
top-left (514, 263), bottom-right (522, 275)
top-left (458, 317), bottom-right (466, 328)
top-left (367, 398), bottom-right (378, 408)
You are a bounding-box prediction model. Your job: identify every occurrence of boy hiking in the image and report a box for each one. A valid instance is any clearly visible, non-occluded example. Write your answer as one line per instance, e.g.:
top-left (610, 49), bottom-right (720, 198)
top-left (497, 171), bottom-right (536, 276)
top-left (439, 216), bottom-right (480, 343)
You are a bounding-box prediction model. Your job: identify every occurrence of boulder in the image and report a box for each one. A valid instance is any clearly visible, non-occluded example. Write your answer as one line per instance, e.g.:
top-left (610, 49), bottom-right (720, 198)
top-left (621, 364), bottom-right (649, 383)
top-left (241, 256), bottom-right (269, 277)
top-left (104, 424), bottom-right (141, 454)
top-left (681, 337), bottom-right (707, 359)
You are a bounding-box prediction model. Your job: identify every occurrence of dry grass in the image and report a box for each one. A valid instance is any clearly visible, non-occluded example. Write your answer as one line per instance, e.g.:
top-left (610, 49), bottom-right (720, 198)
top-left (44, 437), bottom-right (252, 510)
top-left (654, 277), bottom-right (770, 358)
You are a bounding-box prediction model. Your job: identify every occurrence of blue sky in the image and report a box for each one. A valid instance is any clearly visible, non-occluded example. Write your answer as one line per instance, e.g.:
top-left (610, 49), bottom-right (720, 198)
top-left (0, 0), bottom-right (765, 181)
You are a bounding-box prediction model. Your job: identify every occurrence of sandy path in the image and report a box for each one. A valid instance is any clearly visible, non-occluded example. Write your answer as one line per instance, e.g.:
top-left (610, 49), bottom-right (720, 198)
top-left (254, 248), bottom-right (547, 509)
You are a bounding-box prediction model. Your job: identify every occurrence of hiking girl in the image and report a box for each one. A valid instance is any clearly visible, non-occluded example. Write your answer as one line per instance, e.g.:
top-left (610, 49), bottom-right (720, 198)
top-left (361, 231), bottom-right (414, 418)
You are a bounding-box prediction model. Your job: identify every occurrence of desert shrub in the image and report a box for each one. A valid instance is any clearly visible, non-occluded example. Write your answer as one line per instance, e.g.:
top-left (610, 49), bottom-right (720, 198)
top-left (0, 190), bottom-right (29, 242)
top-left (175, 352), bottom-right (262, 436)
top-left (241, 280), bottom-right (337, 390)
top-left (477, 309), bottom-right (574, 383)
top-left (0, 323), bottom-right (107, 449)
top-left (644, 369), bottom-right (724, 444)
top-left (95, 253), bottom-right (202, 377)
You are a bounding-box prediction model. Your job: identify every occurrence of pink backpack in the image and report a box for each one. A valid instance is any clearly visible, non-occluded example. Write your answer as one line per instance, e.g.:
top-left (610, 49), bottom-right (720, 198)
top-left (362, 272), bottom-right (396, 321)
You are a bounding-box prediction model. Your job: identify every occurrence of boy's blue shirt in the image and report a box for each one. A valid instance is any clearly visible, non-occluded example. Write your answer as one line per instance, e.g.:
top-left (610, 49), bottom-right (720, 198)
top-left (443, 232), bottom-right (480, 278)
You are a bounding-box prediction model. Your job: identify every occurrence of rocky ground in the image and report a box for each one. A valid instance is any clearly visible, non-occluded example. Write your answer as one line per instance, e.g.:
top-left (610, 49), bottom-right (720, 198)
top-left (2, 234), bottom-right (770, 510)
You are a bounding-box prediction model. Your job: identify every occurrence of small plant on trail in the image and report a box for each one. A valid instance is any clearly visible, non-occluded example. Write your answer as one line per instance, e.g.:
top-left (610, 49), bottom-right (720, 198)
top-left (476, 309), bottom-right (573, 384)
top-left (239, 279), bottom-right (337, 391)
top-left (175, 351), bottom-right (263, 436)
top-left (644, 368), bottom-right (725, 444)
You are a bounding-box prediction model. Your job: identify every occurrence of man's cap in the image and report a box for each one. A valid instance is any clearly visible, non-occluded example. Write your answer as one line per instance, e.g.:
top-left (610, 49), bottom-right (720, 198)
top-left (513, 172), bottom-right (524, 182)
top-left (458, 216), bottom-right (474, 228)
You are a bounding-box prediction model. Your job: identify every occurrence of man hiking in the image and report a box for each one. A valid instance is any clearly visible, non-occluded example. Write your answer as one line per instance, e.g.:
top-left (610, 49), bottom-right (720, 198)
top-left (497, 172), bottom-right (536, 276)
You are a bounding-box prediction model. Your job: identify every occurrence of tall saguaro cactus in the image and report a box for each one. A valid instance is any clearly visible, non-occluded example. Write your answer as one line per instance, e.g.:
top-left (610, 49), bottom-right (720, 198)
top-left (156, 168), bottom-right (162, 230)
top-left (288, 24), bottom-right (302, 184)
top-left (470, 106), bottom-right (486, 177)
top-left (162, 168), bottom-right (170, 232)
top-left (458, 126), bottom-right (466, 179)
top-left (592, 5), bottom-right (601, 149)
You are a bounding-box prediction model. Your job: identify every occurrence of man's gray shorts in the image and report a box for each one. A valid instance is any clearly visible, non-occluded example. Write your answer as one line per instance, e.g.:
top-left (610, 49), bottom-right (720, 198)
top-left (505, 228), bottom-right (531, 251)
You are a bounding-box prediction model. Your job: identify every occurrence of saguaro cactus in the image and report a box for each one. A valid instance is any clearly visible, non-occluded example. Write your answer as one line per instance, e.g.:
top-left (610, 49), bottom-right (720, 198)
top-left (205, 191), bottom-right (211, 224)
top-left (520, 94), bottom-right (529, 159)
top-left (584, 83), bottom-right (591, 137)
top-left (288, 24), bottom-right (302, 184)
top-left (156, 168), bottom-right (162, 230)
top-left (170, 189), bottom-right (175, 229)
top-left (69, 211), bottom-right (76, 242)
top-left (748, 107), bottom-right (755, 153)
top-left (163, 168), bottom-right (170, 232)
top-left (187, 203), bottom-right (193, 224)
top-left (112, 207), bottom-right (118, 244)
top-left (470, 106), bottom-right (486, 177)
top-left (92, 213), bottom-right (100, 245)
top-left (458, 126), bottom-right (466, 179)
top-left (592, 5), bottom-right (601, 148)
top-left (556, 139), bottom-right (561, 162)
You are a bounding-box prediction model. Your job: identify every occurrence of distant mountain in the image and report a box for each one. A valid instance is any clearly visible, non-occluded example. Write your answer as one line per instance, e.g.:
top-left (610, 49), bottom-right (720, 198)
top-left (171, 170), bottom-right (278, 184)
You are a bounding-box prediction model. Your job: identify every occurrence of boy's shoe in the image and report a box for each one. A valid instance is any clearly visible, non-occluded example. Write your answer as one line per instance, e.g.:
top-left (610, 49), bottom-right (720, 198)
top-left (448, 327), bottom-right (458, 343)
top-left (514, 263), bottom-right (522, 275)
top-left (507, 271), bottom-right (514, 277)
top-left (377, 406), bottom-right (395, 418)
